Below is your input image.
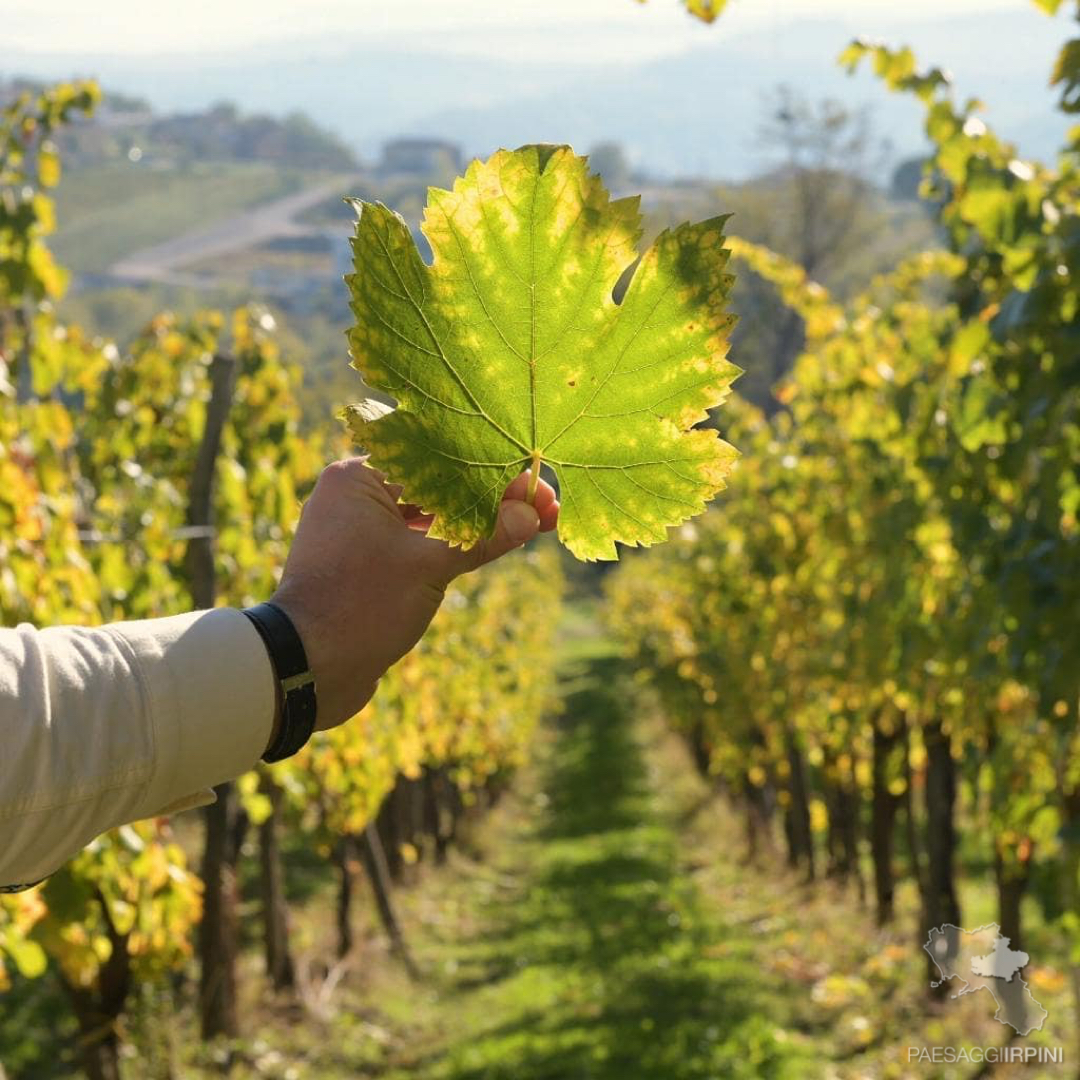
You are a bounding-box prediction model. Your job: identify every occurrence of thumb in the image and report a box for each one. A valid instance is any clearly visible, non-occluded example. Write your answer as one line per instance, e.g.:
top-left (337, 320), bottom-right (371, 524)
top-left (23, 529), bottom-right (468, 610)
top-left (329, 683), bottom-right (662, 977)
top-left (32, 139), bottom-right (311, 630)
top-left (486, 500), bottom-right (541, 561)
top-left (434, 499), bottom-right (540, 582)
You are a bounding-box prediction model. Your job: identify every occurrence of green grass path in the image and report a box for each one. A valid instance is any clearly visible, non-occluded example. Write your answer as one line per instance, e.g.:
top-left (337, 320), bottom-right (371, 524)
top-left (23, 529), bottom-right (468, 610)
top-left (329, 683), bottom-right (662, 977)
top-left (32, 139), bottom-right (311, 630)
top-left (384, 651), bottom-right (818, 1079)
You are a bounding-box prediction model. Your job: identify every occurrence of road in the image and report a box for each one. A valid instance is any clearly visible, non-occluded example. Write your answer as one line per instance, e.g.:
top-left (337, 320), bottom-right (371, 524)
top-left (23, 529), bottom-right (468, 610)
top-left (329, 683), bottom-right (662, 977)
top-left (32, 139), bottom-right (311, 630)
top-left (108, 172), bottom-right (364, 286)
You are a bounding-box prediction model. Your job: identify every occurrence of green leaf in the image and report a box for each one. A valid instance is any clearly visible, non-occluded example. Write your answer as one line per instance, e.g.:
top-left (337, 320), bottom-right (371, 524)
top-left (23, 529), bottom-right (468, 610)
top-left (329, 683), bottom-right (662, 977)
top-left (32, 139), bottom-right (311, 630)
top-left (684, 0), bottom-right (729, 23)
top-left (954, 374), bottom-right (1009, 451)
top-left (948, 320), bottom-right (990, 376)
top-left (1051, 38), bottom-right (1080, 113)
top-left (344, 145), bottom-right (739, 561)
top-left (633, 0), bottom-right (730, 23)
top-left (958, 179), bottom-right (1017, 242)
top-left (37, 142), bottom-right (60, 188)
top-left (4, 936), bottom-right (47, 979)
top-left (837, 41), bottom-right (869, 73)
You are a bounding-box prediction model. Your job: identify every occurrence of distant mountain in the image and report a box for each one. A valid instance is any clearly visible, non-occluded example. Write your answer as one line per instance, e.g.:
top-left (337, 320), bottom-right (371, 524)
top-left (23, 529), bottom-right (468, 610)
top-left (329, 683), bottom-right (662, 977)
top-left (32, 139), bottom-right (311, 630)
top-left (403, 12), bottom-right (1072, 178)
top-left (4, 8), bottom-right (1072, 180)
top-left (1, 47), bottom-right (569, 164)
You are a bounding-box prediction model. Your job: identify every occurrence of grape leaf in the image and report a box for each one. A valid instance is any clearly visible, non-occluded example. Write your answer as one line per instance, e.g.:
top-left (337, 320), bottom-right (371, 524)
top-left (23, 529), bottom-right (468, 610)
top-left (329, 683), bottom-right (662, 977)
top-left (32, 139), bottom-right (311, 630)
top-left (634, 0), bottom-right (730, 23)
top-left (344, 144), bottom-right (739, 561)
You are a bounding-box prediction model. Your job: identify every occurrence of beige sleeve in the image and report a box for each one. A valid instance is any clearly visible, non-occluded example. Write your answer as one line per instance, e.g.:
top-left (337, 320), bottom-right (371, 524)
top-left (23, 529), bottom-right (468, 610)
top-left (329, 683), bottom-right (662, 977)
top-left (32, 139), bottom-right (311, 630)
top-left (0, 609), bottom-right (275, 888)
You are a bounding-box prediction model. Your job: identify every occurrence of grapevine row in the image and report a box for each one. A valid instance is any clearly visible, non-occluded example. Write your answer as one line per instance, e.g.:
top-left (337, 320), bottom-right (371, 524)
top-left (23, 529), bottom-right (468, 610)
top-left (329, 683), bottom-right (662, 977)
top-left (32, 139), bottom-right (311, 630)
top-left (0, 83), bottom-right (562, 1080)
top-left (610, 16), bottom-right (1080, 1043)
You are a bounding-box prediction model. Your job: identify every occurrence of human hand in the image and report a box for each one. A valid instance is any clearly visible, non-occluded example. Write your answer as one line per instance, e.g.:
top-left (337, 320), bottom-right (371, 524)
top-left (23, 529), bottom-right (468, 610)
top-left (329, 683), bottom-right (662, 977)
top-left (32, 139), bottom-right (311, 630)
top-left (269, 458), bottom-right (559, 734)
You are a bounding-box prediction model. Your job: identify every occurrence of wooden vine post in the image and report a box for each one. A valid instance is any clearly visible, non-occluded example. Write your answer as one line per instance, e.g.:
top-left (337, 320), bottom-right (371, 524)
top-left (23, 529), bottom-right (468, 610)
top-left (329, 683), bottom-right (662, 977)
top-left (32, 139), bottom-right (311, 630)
top-left (186, 353), bottom-right (243, 1041)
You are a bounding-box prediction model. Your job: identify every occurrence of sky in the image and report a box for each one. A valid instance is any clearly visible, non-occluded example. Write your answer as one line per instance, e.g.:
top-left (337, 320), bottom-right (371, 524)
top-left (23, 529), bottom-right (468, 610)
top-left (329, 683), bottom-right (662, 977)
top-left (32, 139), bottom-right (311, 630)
top-left (5, 0), bottom-right (1070, 179)
top-left (9, 0), bottom-right (1025, 64)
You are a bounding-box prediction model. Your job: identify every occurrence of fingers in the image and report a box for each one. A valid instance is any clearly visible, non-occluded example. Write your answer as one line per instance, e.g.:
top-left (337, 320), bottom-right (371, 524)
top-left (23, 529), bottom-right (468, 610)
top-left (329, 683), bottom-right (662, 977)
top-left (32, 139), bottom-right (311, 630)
top-left (534, 487), bottom-right (559, 533)
top-left (402, 509), bottom-right (435, 531)
top-left (365, 464), bottom-right (558, 532)
top-left (502, 471), bottom-right (559, 533)
top-left (469, 500), bottom-right (542, 571)
top-left (324, 459), bottom-right (560, 582)
top-left (501, 470), bottom-right (555, 507)
top-left (312, 456), bottom-right (384, 504)
top-left (424, 499), bottom-right (541, 583)
top-left (395, 469), bottom-right (558, 540)
top-left (315, 458), bottom-right (412, 523)
top-left (500, 471), bottom-right (530, 501)
top-left (326, 455), bottom-right (376, 481)
top-left (329, 460), bottom-right (556, 514)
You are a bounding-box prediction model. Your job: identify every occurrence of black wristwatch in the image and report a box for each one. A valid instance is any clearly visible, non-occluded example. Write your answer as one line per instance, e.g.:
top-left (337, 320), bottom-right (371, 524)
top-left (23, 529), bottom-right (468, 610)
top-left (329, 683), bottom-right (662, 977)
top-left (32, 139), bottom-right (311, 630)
top-left (242, 601), bottom-right (318, 763)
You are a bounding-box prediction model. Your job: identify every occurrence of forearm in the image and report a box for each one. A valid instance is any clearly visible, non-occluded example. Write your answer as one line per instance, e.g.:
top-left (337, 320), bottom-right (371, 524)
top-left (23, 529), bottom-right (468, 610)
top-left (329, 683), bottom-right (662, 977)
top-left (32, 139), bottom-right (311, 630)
top-left (0, 609), bottom-right (275, 888)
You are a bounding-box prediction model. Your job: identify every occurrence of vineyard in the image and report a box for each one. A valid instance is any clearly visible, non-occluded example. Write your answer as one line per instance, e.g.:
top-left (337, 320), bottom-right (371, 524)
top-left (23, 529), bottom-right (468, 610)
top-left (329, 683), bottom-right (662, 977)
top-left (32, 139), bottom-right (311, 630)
top-left (2, 1), bottom-right (1080, 1078)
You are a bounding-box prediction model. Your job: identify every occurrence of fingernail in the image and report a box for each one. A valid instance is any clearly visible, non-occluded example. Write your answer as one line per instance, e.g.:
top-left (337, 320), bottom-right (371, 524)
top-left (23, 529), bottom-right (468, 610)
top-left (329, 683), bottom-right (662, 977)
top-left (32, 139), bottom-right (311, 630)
top-left (501, 501), bottom-right (539, 544)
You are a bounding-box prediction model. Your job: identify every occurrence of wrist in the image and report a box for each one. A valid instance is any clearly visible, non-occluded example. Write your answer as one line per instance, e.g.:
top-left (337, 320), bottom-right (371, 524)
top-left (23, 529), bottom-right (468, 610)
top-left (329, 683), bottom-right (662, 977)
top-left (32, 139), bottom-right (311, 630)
top-left (271, 588), bottom-right (382, 729)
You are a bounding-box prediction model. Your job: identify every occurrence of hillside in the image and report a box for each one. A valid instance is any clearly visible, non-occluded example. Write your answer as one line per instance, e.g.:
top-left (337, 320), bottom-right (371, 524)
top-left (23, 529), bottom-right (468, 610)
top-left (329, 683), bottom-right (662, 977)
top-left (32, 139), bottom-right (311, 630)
top-left (52, 162), bottom-right (331, 277)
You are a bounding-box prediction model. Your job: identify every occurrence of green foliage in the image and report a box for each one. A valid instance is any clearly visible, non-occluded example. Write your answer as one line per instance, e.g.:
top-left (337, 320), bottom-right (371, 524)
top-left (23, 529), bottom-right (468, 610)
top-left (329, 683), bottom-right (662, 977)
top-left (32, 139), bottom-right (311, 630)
top-left (841, 34), bottom-right (1080, 704)
top-left (1044, 0), bottom-right (1080, 117)
top-left (642, 89), bottom-right (937, 413)
top-left (344, 145), bottom-right (739, 561)
top-left (610, 10), bottom-right (1080, 1011)
top-left (837, 41), bottom-right (951, 102)
top-left (34, 825), bottom-right (202, 990)
top-left (0, 80), bottom-right (99, 310)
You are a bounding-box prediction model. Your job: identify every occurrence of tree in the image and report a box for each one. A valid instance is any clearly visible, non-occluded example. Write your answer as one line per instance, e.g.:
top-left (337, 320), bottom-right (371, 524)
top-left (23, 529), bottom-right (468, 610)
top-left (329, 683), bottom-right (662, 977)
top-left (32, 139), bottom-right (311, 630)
top-left (587, 141), bottom-right (632, 190)
top-left (730, 88), bottom-right (904, 411)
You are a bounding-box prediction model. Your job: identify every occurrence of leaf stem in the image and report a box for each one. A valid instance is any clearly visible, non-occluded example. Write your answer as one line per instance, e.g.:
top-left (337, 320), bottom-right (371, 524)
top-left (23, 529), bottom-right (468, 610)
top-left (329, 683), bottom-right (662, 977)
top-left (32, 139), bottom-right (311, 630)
top-left (527, 451), bottom-right (542, 505)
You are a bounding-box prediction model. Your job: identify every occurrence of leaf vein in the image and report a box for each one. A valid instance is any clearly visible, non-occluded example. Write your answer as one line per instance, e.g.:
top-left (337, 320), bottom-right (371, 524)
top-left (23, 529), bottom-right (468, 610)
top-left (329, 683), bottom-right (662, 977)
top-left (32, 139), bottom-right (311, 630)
top-left (370, 218), bottom-right (528, 453)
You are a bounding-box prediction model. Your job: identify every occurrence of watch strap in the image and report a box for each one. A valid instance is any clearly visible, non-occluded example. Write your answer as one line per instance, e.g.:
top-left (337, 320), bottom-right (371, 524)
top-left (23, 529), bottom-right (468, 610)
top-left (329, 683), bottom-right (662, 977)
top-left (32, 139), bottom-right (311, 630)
top-left (243, 601), bottom-right (317, 763)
